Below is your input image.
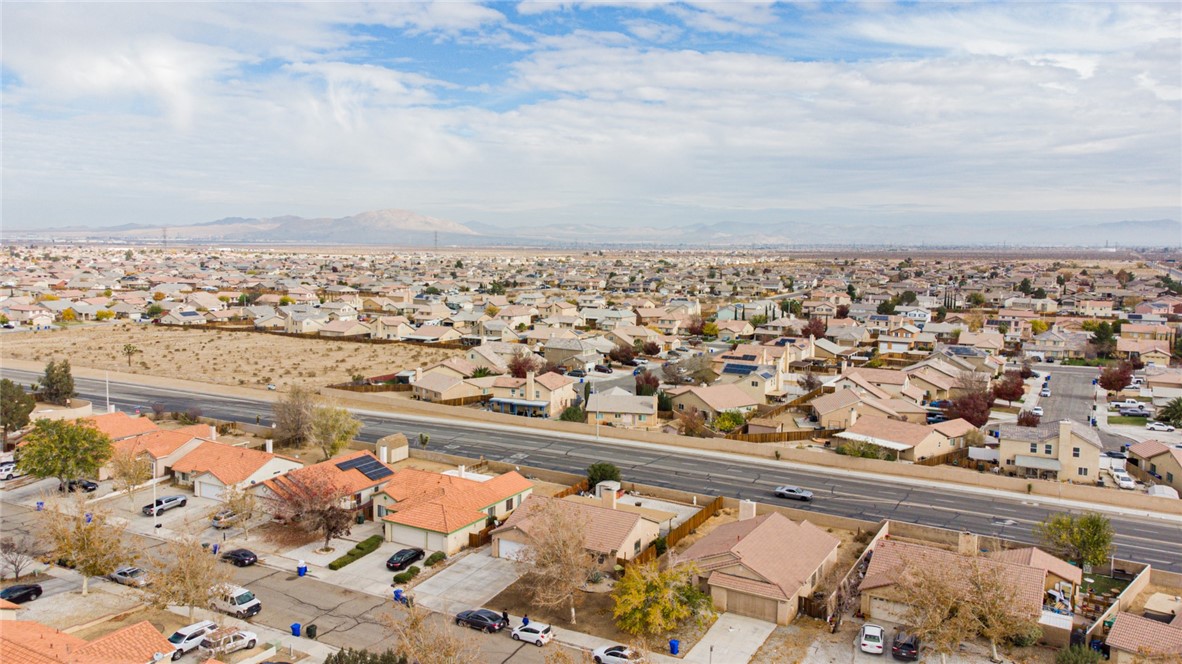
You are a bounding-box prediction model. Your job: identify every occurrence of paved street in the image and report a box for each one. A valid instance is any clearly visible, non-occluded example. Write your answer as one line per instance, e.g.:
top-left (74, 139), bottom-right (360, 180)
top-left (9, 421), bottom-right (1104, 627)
top-left (3, 368), bottom-right (1180, 572)
top-left (1036, 363), bottom-right (1132, 451)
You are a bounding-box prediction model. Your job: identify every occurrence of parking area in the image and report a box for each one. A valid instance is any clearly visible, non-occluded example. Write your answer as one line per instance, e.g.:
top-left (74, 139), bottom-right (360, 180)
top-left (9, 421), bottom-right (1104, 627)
top-left (412, 548), bottom-right (523, 615)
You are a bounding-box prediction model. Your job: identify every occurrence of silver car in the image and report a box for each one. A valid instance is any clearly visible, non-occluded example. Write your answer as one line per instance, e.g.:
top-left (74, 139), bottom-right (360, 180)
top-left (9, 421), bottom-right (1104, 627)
top-left (773, 486), bottom-right (814, 502)
top-left (109, 565), bottom-right (151, 587)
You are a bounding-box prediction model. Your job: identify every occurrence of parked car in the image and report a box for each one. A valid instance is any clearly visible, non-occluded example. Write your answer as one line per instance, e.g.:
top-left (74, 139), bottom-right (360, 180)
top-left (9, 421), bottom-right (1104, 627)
top-left (167, 620), bottom-right (218, 660)
top-left (1031, 406), bottom-right (1044, 417)
top-left (59, 479), bottom-right (99, 493)
top-left (109, 565), bottom-right (150, 587)
top-left (773, 486), bottom-right (814, 502)
top-left (266, 384), bottom-right (277, 390)
top-left (211, 509), bottom-right (241, 529)
top-left (1119, 407), bottom-right (1151, 417)
top-left (511, 622), bottom-right (553, 647)
top-left (891, 630), bottom-right (920, 661)
top-left (592, 645), bottom-right (646, 664)
top-left (1111, 472), bottom-right (1137, 490)
top-left (928, 400), bottom-right (952, 410)
top-left (221, 548), bottom-right (258, 567)
top-left (593, 364), bottom-right (613, 374)
top-left (0, 461), bottom-right (25, 481)
top-left (1146, 421), bottom-right (1176, 432)
top-left (859, 623), bottom-right (885, 655)
top-left (385, 548), bottom-right (425, 571)
top-left (142, 495), bottom-right (187, 516)
top-left (454, 609), bottom-right (507, 633)
top-left (198, 627), bottom-right (257, 658)
top-left (1040, 388), bottom-right (1052, 398)
top-left (926, 413), bottom-right (949, 424)
top-left (568, 369), bottom-right (587, 378)
top-left (210, 584), bottom-right (261, 618)
top-left (0, 584), bottom-right (42, 604)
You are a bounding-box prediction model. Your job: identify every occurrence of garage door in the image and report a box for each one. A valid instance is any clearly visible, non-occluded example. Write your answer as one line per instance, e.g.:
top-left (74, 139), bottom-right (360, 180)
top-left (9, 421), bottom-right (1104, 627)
top-left (726, 590), bottom-right (779, 622)
top-left (497, 538), bottom-right (527, 561)
top-left (196, 481), bottom-right (224, 501)
top-left (869, 596), bottom-right (910, 624)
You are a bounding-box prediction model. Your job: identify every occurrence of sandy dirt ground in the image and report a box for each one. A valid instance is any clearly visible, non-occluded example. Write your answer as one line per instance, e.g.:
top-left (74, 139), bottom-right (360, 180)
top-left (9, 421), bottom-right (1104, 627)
top-left (0, 322), bottom-right (461, 391)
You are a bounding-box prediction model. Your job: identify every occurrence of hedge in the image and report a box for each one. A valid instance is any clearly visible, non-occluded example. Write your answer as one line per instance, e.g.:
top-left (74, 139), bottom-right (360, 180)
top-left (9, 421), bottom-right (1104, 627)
top-left (392, 565), bottom-right (422, 585)
top-left (327, 535), bottom-right (385, 571)
top-left (425, 552), bottom-right (446, 567)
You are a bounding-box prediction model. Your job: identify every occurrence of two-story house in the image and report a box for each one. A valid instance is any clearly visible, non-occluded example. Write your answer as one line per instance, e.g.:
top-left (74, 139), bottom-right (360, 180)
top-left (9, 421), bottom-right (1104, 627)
top-left (996, 420), bottom-right (1102, 483)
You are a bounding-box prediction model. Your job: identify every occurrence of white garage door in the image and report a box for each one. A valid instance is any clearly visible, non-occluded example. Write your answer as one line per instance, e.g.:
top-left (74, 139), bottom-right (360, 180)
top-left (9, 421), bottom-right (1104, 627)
top-left (196, 480), bottom-right (224, 501)
top-left (869, 596), bottom-right (910, 625)
top-left (497, 538), bottom-right (527, 561)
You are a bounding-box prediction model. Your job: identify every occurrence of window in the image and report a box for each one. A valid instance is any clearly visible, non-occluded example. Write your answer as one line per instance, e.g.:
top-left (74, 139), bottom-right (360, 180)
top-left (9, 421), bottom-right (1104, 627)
top-left (1072, 447), bottom-right (1080, 458)
top-left (1168, 472), bottom-right (1175, 483)
top-left (638, 415), bottom-right (646, 421)
top-left (634, 540), bottom-right (641, 555)
top-left (1077, 467), bottom-right (1088, 476)
top-left (597, 413), bottom-right (604, 420)
top-left (505, 498), bottom-right (513, 511)
top-left (751, 381), bottom-right (758, 387)
top-left (1030, 443), bottom-right (1037, 454)
top-left (1045, 444), bottom-right (1053, 455)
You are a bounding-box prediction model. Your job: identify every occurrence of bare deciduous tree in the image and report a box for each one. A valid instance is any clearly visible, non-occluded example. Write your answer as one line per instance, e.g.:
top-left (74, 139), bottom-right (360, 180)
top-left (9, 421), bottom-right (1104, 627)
top-left (40, 496), bottom-right (129, 595)
top-left (263, 470), bottom-right (353, 552)
top-left (967, 560), bottom-right (1040, 662)
top-left (517, 497), bottom-right (598, 625)
top-left (381, 605), bottom-right (484, 664)
top-left (147, 536), bottom-right (232, 620)
top-left (895, 562), bottom-right (976, 664)
top-left (109, 449), bottom-right (153, 508)
top-left (273, 384), bottom-right (318, 446)
top-left (0, 535), bottom-right (48, 581)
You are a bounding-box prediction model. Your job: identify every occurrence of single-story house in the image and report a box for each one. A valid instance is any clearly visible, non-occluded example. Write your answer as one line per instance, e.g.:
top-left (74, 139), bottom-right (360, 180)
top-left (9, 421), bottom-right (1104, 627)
top-left (835, 415), bottom-right (950, 462)
top-left (666, 384), bottom-right (761, 422)
top-left (261, 450), bottom-right (395, 514)
top-left (171, 441), bottom-right (302, 501)
top-left (491, 494), bottom-right (659, 569)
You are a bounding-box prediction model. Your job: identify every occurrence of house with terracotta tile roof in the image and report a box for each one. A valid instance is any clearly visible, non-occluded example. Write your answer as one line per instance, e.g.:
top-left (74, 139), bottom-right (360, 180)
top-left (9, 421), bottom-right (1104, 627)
top-left (677, 507), bottom-right (840, 625)
top-left (0, 598), bottom-right (21, 621)
top-left (834, 415), bottom-right (951, 462)
top-left (261, 450), bottom-right (394, 513)
top-left (172, 441), bottom-right (303, 501)
top-left (1105, 609), bottom-right (1182, 663)
top-left (373, 468), bottom-right (533, 554)
top-left (106, 424), bottom-right (212, 479)
top-left (491, 494), bottom-right (659, 569)
top-left (84, 412), bottom-right (159, 441)
top-left (0, 619), bottom-right (174, 664)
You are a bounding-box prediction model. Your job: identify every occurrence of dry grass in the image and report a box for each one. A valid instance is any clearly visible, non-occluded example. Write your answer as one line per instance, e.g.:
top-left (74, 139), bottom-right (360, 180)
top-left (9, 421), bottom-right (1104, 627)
top-left (0, 322), bottom-right (461, 391)
top-left (751, 619), bottom-right (830, 664)
top-left (68, 607), bottom-right (189, 641)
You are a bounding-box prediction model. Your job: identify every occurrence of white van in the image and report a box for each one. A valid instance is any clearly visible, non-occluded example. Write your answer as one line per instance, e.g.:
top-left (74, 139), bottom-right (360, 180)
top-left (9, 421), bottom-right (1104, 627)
top-left (210, 584), bottom-right (261, 619)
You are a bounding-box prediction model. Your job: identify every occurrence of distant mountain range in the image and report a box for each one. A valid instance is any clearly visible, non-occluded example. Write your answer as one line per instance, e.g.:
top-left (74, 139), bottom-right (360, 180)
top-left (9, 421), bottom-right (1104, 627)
top-left (6, 208), bottom-right (1180, 247)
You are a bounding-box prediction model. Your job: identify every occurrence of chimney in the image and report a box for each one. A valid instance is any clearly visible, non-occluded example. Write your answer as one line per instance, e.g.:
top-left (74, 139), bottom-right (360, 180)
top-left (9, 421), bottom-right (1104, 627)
top-left (108, 403), bottom-right (115, 414)
top-left (1058, 420), bottom-right (1072, 448)
top-left (414, 367), bottom-right (422, 383)
top-left (958, 531), bottom-right (979, 556)
top-left (458, 465), bottom-right (466, 479)
top-left (739, 499), bottom-right (757, 521)
top-left (526, 371), bottom-right (536, 398)
top-left (602, 487), bottom-right (617, 510)
top-left (209, 425), bottom-right (217, 441)
top-left (265, 439), bottom-right (273, 453)
top-left (378, 444), bottom-right (388, 464)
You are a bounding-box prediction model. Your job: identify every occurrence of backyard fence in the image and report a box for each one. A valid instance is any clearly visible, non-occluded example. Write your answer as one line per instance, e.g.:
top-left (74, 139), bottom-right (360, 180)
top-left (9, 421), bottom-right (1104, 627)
top-left (725, 429), bottom-right (842, 443)
top-left (436, 394), bottom-right (493, 407)
top-left (325, 383), bottom-right (413, 393)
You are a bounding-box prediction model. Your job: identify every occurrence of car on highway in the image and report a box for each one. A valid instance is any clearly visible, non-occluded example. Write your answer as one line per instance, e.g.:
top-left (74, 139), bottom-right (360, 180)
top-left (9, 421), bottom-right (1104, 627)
top-left (454, 609), bottom-right (507, 633)
top-left (143, 495), bottom-right (187, 516)
top-left (859, 623), bottom-right (886, 655)
top-left (385, 547), bottom-right (425, 571)
top-left (0, 584), bottom-right (42, 603)
top-left (891, 630), bottom-right (920, 661)
top-left (167, 620), bottom-right (218, 660)
top-left (109, 565), bottom-right (150, 587)
top-left (221, 548), bottom-right (258, 567)
top-left (1146, 421), bottom-right (1176, 432)
top-left (1030, 406), bottom-right (1044, 417)
top-left (59, 479), bottom-right (99, 493)
top-left (198, 627), bottom-right (257, 658)
top-left (511, 622), bottom-right (553, 647)
top-left (592, 645), bottom-right (646, 663)
top-left (773, 486), bottom-right (813, 501)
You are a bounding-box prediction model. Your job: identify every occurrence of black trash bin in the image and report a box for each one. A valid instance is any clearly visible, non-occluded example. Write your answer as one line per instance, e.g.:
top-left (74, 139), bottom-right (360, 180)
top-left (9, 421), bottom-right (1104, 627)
top-left (306, 624), bottom-right (318, 640)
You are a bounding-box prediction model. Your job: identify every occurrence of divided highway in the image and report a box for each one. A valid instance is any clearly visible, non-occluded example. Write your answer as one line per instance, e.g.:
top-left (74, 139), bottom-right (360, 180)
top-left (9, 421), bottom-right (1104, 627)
top-left (3, 368), bottom-right (1179, 571)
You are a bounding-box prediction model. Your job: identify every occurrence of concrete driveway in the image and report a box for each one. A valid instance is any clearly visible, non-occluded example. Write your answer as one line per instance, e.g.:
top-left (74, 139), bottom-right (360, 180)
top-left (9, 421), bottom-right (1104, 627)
top-left (412, 548), bottom-right (522, 615)
top-left (681, 613), bottom-right (775, 664)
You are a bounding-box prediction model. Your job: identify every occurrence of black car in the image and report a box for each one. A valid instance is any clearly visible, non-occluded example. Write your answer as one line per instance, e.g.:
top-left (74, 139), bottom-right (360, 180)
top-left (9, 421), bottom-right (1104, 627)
top-left (455, 609), bottom-right (507, 633)
top-left (593, 364), bottom-right (613, 374)
top-left (568, 369), bottom-right (587, 378)
top-left (0, 584), bottom-right (42, 603)
top-left (221, 548), bottom-right (258, 567)
top-left (891, 630), bottom-right (920, 661)
top-left (386, 548), bottom-right (425, 571)
top-left (59, 479), bottom-right (99, 493)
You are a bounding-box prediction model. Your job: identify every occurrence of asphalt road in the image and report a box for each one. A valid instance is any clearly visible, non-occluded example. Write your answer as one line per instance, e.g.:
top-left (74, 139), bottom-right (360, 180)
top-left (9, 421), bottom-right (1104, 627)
top-left (3, 368), bottom-right (1179, 571)
top-left (1036, 364), bottom-right (1131, 451)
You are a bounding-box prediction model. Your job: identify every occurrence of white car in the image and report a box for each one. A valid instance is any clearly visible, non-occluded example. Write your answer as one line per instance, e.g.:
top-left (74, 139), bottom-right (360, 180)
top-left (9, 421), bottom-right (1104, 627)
top-left (1111, 472), bottom-right (1137, 490)
top-left (1146, 421), bottom-right (1176, 432)
top-left (1031, 406), bottom-right (1044, 417)
top-left (0, 461), bottom-right (24, 481)
top-left (109, 566), bottom-right (151, 587)
top-left (592, 644), bottom-right (646, 663)
top-left (859, 623), bottom-right (885, 655)
top-left (198, 627), bottom-right (257, 657)
top-left (511, 622), bottom-right (553, 647)
top-left (166, 620), bottom-right (217, 660)
top-left (1040, 389), bottom-right (1051, 398)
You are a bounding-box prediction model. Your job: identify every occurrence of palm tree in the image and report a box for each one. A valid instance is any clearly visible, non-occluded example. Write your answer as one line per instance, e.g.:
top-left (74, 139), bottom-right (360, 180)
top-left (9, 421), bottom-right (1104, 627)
top-left (122, 344), bottom-right (141, 368)
top-left (1158, 397), bottom-right (1182, 427)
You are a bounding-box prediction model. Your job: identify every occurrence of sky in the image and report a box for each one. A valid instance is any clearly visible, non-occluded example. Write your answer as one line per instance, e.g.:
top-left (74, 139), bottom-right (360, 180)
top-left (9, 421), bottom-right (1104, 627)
top-left (2, 1), bottom-right (1180, 231)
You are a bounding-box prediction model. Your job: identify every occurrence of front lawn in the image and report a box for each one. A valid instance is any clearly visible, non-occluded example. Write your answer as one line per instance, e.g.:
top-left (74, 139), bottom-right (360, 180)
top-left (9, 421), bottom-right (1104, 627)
top-left (1108, 416), bottom-right (1148, 425)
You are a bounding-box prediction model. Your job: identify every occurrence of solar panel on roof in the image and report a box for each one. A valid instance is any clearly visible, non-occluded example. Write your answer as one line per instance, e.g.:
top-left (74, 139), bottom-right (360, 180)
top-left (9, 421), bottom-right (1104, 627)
top-left (335, 456), bottom-right (367, 471)
top-left (362, 465), bottom-right (394, 481)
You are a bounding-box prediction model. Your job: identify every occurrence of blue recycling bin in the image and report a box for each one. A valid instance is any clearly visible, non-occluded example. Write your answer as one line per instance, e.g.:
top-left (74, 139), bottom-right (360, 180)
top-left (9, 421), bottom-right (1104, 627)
top-left (35, 501), bottom-right (44, 512)
top-left (669, 639), bottom-right (680, 655)
top-left (211, 544), bottom-right (219, 555)
top-left (297, 564), bottom-right (307, 577)
top-left (291, 623), bottom-right (301, 637)
top-left (394, 589), bottom-right (404, 602)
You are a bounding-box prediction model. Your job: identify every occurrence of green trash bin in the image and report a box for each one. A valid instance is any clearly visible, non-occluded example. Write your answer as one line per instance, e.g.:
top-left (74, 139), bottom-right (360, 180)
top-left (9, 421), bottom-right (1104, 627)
top-left (355, 513), bottom-right (365, 524)
top-left (305, 624), bottom-right (318, 640)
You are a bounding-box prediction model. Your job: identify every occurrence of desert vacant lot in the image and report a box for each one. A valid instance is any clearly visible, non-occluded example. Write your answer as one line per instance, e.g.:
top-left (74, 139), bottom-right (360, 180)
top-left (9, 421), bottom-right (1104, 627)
top-left (0, 322), bottom-right (461, 390)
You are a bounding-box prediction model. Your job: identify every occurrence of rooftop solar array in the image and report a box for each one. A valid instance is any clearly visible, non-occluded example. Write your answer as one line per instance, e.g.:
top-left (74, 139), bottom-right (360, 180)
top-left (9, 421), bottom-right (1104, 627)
top-left (336, 455), bottom-right (394, 481)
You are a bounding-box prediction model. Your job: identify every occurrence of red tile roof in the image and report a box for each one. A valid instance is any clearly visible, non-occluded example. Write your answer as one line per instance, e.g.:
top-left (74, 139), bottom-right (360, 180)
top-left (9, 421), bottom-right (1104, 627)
top-left (380, 469), bottom-right (533, 534)
top-left (172, 441), bottom-right (292, 485)
top-left (1106, 611), bottom-right (1182, 656)
top-left (263, 450), bottom-right (392, 500)
top-left (84, 412), bottom-right (159, 441)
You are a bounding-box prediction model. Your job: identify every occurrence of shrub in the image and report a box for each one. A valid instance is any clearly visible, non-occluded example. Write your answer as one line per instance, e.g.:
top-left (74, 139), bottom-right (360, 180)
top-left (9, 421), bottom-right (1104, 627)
top-left (425, 551), bottom-right (446, 567)
top-left (653, 536), bottom-right (668, 556)
top-left (1055, 645), bottom-right (1101, 664)
top-left (392, 571), bottom-right (414, 584)
top-left (407, 565), bottom-right (421, 577)
top-left (327, 535), bottom-right (385, 570)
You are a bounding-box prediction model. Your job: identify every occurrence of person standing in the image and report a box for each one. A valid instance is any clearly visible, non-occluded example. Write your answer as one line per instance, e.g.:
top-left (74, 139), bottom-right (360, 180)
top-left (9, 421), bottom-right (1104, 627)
top-left (522, 614), bottom-right (530, 627)
top-left (502, 610), bottom-right (509, 627)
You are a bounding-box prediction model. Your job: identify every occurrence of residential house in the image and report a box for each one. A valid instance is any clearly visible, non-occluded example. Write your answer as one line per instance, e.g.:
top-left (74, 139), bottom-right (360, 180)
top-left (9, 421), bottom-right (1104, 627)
top-left (585, 387), bottom-right (660, 430)
top-left (678, 505), bottom-right (840, 625)
top-left (373, 468), bottom-right (534, 555)
top-left (85, 412), bottom-right (161, 441)
top-left (0, 619), bottom-right (176, 664)
top-left (1125, 439), bottom-right (1182, 495)
top-left (158, 309), bottom-right (206, 326)
top-left (371, 315), bottom-right (415, 340)
top-left (808, 388), bottom-right (863, 429)
top-left (171, 441), bottom-right (302, 501)
top-left (318, 319), bottom-right (371, 338)
top-left (1105, 611), bottom-right (1182, 663)
top-left (487, 372), bottom-right (577, 418)
top-left (404, 325), bottom-right (462, 344)
top-left (666, 384), bottom-right (761, 421)
top-left (108, 425), bottom-right (210, 479)
top-left (835, 415), bottom-right (952, 462)
top-left (715, 320), bottom-right (755, 341)
top-left (412, 372), bottom-right (481, 403)
top-left (491, 494), bottom-right (659, 568)
top-left (996, 420), bottom-right (1102, 483)
top-left (1077, 299), bottom-right (1116, 318)
top-left (1026, 328), bottom-right (1091, 362)
top-left (261, 450), bottom-right (395, 514)
top-left (1116, 338), bottom-right (1172, 367)
top-left (957, 331), bottom-right (1006, 356)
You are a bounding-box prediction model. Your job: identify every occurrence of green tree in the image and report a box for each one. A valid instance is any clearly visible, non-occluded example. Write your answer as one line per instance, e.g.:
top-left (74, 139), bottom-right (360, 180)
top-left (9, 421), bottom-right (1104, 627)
top-left (38, 359), bottom-right (76, 406)
top-left (309, 404), bottom-right (363, 460)
top-left (1089, 322), bottom-right (1117, 358)
top-left (748, 314), bottom-right (768, 327)
top-left (713, 410), bottom-right (746, 433)
top-left (18, 419), bottom-right (113, 488)
top-left (876, 300), bottom-right (897, 315)
top-left (587, 462), bottom-right (621, 490)
top-left (612, 561), bottom-right (711, 636)
top-left (1032, 287), bottom-right (1047, 299)
top-left (1035, 512), bottom-right (1113, 568)
top-left (968, 292), bottom-right (987, 307)
top-left (145, 303), bottom-right (164, 318)
top-left (1018, 278), bottom-right (1033, 295)
top-left (122, 344), bottom-right (141, 368)
top-left (560, 405), bottom-right (586, 422)
top-left (0, 378), bottom-right (36, 444)
top-left (1157, 397), bottom-right (1182, 426)
top-left (899, 290), bottom-right (918, 305)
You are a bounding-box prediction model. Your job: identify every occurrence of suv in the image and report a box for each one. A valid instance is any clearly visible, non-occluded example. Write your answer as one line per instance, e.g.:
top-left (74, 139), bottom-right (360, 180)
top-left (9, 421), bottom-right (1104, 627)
top-left (593, 364), bottom-right (613, 374)
top-left (109, 566), bottom-right (150, 587)
top-left (167, 620), bottom-right (217, 660)
top-left (210, 509), bottom-right (241, 529)
top-left (210, 584), bottom-right (261, 618)
top-left (198, 627), bottom-right (257, 658)
top-left (568, 369), bottom-right (587, 378)
top-left (891, 630), bottom-right (920, 661)
top-left (143, 495), bottom-right (187, 516)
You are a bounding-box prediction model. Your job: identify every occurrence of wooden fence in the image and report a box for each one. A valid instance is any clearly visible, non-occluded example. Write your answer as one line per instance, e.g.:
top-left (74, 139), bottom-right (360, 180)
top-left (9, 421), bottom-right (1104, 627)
top-left (179, 324), bottom-right (469, 349)
top-left (914, 447), bottom-right (971, 467)
top-left (725, 428), bottom-right (842, 443)
top-left (617, 495), bottom-right (725, 570)
top-left (469, 525), bottom-right (494, 548)
top-left (436, 394), bottom-right (493, 407)
top-left (553, 480), bottom-right (589, 499)
top-left (326, 383), bottom-right (413, 393)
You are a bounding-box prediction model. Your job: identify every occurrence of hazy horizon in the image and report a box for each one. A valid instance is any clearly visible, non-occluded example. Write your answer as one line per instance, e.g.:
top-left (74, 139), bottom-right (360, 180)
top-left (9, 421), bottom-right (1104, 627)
top-left (3, 2), bottom-right (1180, 231)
